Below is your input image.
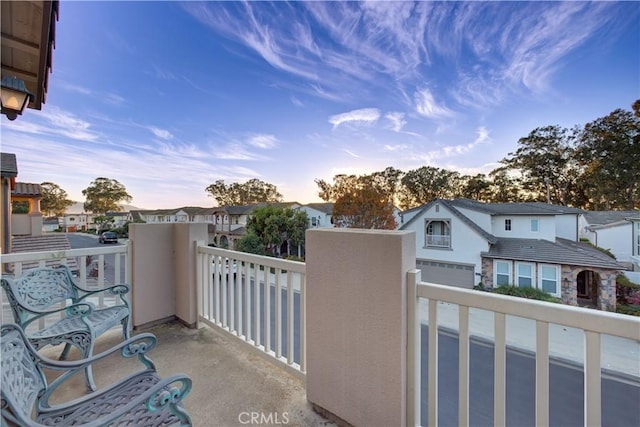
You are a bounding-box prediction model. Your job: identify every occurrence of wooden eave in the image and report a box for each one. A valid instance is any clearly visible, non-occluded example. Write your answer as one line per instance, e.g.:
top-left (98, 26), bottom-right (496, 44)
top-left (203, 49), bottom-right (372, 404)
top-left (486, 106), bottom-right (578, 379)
top-left (1, 1), bottom-right (59, 110)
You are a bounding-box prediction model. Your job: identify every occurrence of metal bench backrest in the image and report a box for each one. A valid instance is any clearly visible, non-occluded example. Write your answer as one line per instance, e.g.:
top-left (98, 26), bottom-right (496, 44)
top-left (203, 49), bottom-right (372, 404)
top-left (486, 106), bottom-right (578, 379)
top-left (1, 324), bottom-right (48, 425)
top-left (1, 266), bottom-right (79, 325)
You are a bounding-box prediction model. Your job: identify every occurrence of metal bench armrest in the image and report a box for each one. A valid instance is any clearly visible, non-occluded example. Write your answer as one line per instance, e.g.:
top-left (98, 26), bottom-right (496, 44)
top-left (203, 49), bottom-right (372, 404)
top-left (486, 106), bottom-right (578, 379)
top-left (40, 334), bottom-right (158, 405)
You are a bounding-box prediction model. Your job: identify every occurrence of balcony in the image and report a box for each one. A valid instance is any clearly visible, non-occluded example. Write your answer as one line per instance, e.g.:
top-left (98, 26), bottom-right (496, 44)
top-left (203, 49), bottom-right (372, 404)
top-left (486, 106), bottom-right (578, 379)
top-left (2, 224), bottom-right (639, 426)
top-left (426, 233), bottom-right (450, 248)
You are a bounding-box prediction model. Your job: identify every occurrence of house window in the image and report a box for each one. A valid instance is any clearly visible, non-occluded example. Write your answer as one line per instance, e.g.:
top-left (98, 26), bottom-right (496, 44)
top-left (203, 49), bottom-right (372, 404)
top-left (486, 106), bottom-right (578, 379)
top-left (435, 203), bottom-right (439, 213)
top-left (530, 219), bottom-right (539, 232)
top-left (516, 262), bottom-right (534, 288)
top-left (425, 219), bottom-right (451, 248)
top-left (494, 260), bottom-right (511, 286)
top-left (538, 264), bottom-right (559, 296)
top-left (505, 219), bottom-right (512, 231)
top-left (311, 217), bottom-right (317, 227)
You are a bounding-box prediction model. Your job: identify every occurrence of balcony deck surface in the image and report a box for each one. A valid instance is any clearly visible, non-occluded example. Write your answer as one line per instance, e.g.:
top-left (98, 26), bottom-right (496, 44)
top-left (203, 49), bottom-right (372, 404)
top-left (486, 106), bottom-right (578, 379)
top-left (40, 322), bottom-right (336, 427)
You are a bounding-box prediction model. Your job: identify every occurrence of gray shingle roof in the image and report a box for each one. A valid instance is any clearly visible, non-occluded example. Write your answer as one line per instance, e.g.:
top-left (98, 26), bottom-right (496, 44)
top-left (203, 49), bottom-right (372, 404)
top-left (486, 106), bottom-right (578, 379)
top-left (400, 198), bottom-right (497, 243)
top-left (582, 211), bottom-right (640, 226)
top-left (481, 237), bottom-right (624, 270)
top-left (451, 198), bottom-right (583, 215)
top-left (1, 153), bottom-right (17, 178)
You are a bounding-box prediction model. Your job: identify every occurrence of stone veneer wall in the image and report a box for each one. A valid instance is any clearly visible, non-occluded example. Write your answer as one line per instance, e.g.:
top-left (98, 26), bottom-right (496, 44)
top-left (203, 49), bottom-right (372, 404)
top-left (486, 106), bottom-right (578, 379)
top-left (481, 257), bottom-right (494, 288)
top-left (561, 265), bottom-right (617, 312)
top-left (482, 258), bottom-right (618, 312)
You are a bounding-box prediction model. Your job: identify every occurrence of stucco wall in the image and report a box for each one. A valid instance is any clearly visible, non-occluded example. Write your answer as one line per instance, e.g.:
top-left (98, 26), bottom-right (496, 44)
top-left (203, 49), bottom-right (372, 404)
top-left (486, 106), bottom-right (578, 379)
top-left (306, 228), bottom-right (415, 426)
top-left (130, 223), bottom-right (176, 327)
top-left (404, 204), bottom-right (487, 274)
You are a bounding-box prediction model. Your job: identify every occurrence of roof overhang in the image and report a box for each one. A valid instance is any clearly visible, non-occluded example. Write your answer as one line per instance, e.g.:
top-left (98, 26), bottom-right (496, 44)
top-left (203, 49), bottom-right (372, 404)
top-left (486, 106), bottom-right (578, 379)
top-left (1, 1), bottom-right (59, 110)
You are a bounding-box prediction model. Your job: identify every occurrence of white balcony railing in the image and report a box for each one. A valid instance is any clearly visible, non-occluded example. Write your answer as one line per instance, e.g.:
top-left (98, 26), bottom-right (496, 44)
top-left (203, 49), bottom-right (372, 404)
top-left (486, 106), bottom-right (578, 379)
top-left (406, 269), bottom-right (640, 427)
top-left (1, 243), bottom-right (132, 328)
top-left (196, 245), bottom-right (306, 380)
top-left (426, 234), bottom-right (450, 248)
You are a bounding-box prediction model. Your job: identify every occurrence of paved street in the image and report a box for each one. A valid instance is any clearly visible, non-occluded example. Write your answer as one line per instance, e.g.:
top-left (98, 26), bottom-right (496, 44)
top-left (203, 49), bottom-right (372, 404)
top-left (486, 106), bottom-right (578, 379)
top-left (67, 232), bottom-right (126, 286)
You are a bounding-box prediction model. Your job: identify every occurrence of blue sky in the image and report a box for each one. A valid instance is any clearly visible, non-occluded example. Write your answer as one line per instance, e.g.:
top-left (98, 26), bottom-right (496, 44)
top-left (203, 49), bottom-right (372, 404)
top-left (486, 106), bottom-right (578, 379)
top-left (2, 1), bottom-right (638, 209)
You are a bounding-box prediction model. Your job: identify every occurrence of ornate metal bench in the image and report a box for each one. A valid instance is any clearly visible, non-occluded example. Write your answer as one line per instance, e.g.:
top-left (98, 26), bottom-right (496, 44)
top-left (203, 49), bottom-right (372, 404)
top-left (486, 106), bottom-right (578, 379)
top-left (1, 265), bottom-right (131, 391)
top-left (1, 323), bottom-right (193, 426)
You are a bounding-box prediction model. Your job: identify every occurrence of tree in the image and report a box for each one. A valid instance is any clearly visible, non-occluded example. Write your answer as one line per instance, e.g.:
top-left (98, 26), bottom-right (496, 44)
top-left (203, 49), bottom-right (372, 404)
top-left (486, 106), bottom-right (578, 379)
top-left (205, 178), bottom-right (283, 206)
top-left (40, 182), bottom-right (74, 217)
top-left (500, 125), bottom-right (582, 206)
top-left (575, 105), bottom-right (640, 209)
top-left (82, 178), bottom-right (132, 214)
top-left (459, 174), bottom-right (493, 202)
top-left (235, 232), bottom-right (267, 256)
top-left (397, 166), bottom-right (462, 209)
top-left (316, 170), bottom-right (399, 229)
top-left (332, 186), bottom-right (397, 229)
top-left (241, 206), bottom-right (308, 257)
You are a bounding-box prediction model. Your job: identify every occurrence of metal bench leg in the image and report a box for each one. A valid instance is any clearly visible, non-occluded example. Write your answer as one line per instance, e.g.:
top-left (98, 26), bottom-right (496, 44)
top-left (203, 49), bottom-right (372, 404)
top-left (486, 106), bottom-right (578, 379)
top-left (59, 343), bottom-right (72, 360)
top-left (80, 339), bottom-right (97, 392)
top-left (122, 316), bottom-right (131, 340)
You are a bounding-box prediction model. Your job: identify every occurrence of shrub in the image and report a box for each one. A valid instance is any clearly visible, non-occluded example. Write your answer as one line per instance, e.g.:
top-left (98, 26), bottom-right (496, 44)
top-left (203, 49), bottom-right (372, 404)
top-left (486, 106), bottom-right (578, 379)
top-left (492, 285), bottom-right (561, 303)
top-left (616, 304), bottom-right (640, 316)
top-left (616, 274), bottom-right (640, 305)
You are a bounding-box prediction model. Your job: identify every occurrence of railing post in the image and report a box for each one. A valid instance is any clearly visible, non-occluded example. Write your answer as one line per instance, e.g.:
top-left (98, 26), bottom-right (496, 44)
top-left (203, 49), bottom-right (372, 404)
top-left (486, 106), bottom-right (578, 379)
top-left (195, 240), bottom-right (204, 330)
top-left (407, 269), bottom-right (421, 427)
top-left (306, 229), bottom-right (416, 427)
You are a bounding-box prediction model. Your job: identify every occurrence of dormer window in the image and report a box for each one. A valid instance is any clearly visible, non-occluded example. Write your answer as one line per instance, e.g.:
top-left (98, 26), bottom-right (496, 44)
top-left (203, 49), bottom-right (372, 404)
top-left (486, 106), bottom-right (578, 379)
top-left (505, 219), bottom-right (512, 231)
top-left (530, 219), bottom-right (539, 232)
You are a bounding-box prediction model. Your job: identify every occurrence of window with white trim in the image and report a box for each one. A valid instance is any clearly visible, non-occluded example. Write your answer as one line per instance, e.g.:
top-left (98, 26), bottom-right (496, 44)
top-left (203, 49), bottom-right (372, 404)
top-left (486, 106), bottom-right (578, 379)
top-left (516, 262), bottom-right (534, 288)
top-left (494, 260), bottom-right (511, 286)
top-left (505, 219), bottom-right (512, 231)
top-left (538, 264), bottom-right (560, 296)
top-left (530, 219), bottom-right (539, 232)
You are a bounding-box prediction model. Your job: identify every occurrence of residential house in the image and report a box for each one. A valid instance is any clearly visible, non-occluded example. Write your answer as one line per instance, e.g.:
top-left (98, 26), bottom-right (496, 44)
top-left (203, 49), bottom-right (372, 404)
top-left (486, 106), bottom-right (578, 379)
top-left (212, 202), bottom-right (301, 249)
top-left (42, 217), bottom-right (60, 232)
top-left (298, 203), bottom-right (334, 228)
top-left (105, 211), bottom-right (132, 228)
top-left (400, 198), bottom-right (624, 311)
top-left (62, 213), bottom-right (95, 232)
top-left (132, 207), bottom-right (214, 224)
top-left (579, 211), bottom-right (640, 273)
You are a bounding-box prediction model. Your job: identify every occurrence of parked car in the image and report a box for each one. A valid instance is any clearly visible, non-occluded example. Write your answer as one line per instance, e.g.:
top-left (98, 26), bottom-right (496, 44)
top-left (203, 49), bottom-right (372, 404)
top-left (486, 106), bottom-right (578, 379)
top-left (98, 231), bottom-right (118, 244)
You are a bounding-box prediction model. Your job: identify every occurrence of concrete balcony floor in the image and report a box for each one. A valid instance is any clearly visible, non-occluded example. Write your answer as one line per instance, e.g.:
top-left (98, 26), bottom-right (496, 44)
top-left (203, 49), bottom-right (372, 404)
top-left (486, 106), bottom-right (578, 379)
top-left (40, 322), bottom-right (335, 427)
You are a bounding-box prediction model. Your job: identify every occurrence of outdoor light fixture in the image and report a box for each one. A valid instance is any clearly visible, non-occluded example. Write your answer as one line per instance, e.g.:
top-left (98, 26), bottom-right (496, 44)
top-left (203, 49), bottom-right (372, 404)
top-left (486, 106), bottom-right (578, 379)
top-left (1, 76), bottom-right (34, 120)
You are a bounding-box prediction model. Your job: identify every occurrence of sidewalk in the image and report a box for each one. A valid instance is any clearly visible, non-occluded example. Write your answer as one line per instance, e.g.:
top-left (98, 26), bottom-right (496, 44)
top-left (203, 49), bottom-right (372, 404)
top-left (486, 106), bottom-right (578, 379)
top-left (421, 301), bottom-right (640, 379)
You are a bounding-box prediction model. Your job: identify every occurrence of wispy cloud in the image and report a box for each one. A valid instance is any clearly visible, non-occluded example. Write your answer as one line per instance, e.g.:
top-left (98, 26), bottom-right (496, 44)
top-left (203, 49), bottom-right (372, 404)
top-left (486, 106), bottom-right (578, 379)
top-left (329, 108), bottom-right (380, 128)
top-left (3, 106), bottom-right (100, 142)
top-left (385, 112), bottom-right (407, 132)
top-left (104, 93), bottom-right (126, 106)
top-left (149, 126), bottom-right (173, 140)
top-left (414, 88), bottom-right (454, 119)
top-left (58, 81), bottom-right (92, 95)
top-left (248, 134), bottom-right (277, 149)
top-left (342, 149), bottom-right (360, 158)
top-left (183, 2), bottom-right (626, 111)
top-left (417, 126), bottom-right (490, 163)
top-left (384, 144), bottom-right (409, 152)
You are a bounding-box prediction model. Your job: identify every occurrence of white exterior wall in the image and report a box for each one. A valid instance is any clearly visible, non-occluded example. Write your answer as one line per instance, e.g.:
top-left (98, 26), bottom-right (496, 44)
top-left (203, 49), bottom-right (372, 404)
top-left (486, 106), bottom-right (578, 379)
top-left (555, 214), bottom-right (578, 241)
top-left (594, 223), bottom-right (633, 262)
top-left (404, 205), bottom-right (488, 273)
top-left (491, 215), bottom-right (555, 240)
top-left (455, 207), bottom-right (492, 231)
top-left (299, 206), bottom-right (333, 228)
top-left (400, 209), bottom-right (422, 226)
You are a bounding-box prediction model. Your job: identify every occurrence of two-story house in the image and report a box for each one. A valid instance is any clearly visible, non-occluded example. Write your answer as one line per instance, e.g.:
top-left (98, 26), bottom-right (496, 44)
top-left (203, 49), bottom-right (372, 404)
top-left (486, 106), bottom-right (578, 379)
top-left (400, 199), bottom-right (624, 311)
top-left (212, 202), bottom-right (301, 249)
top-left (298, 203), bottom-right (334, 229)
top-left (131, 207), bottom-right (214, 224)
top-left (579, 211), bottom-right (640, 275)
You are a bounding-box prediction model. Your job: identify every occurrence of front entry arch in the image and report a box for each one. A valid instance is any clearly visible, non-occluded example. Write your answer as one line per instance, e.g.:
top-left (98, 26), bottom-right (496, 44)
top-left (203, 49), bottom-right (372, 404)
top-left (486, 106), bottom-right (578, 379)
top-left (577, 270), bottom-right (599, 307)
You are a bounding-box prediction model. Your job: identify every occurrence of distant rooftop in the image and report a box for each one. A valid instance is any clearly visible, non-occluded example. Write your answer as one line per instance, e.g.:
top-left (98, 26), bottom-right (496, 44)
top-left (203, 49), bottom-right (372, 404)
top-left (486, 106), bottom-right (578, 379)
top-left (583, 211), bottom-right (640, 227)
top-left (451, 198), bottom-right (584, 215)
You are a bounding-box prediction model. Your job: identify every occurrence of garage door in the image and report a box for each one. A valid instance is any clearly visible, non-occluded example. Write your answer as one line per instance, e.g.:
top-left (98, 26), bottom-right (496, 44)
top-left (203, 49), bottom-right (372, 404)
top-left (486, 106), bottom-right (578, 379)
top-left (416, 259), bottom-right (475, 289)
